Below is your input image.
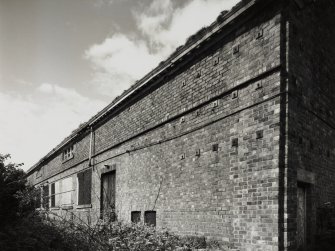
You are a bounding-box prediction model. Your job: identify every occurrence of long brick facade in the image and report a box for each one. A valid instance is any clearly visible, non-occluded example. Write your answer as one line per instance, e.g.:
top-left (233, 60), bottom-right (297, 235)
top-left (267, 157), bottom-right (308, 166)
top-left (26, 0), bottom-right (335, 250)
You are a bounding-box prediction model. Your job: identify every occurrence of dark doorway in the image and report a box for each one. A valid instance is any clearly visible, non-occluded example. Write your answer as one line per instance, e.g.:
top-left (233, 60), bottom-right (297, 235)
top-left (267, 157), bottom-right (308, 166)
top-left (297, 184), bottom-right (307, 251)
top-left (101, 171), bottom-right (116, 220)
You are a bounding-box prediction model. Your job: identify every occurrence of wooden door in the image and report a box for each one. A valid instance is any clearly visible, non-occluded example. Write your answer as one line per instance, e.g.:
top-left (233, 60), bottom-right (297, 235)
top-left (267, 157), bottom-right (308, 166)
top-left (101, 171), bottom-right (116, 220)
top-left (297, 185), bottom-right (306, 251)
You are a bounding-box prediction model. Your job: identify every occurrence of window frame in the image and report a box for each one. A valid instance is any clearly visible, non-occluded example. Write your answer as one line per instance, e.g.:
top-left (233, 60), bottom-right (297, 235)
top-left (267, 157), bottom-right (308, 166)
top-left (50, 182), bottom-right (59, 208)
top-left (42, 184), bottom-right (49, 210)
top-left (60, 176), bottom-right (73, 208)
top-left (62, 144), bottom-right (75, 162)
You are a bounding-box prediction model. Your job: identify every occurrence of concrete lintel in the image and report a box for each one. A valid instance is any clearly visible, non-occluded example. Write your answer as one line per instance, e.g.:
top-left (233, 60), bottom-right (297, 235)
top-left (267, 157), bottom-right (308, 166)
top-left (297, 168), bottom-right (315, 184)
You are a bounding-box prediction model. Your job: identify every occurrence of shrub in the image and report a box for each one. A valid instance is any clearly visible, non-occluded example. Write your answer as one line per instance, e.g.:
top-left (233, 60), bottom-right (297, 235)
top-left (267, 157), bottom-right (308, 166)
top-left (0, 153), bottom-right (222, 250)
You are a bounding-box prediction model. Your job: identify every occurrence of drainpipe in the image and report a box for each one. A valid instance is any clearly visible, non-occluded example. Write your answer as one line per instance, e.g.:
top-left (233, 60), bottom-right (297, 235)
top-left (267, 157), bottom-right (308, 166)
top-left (89, 127), bottom-right (94, 167)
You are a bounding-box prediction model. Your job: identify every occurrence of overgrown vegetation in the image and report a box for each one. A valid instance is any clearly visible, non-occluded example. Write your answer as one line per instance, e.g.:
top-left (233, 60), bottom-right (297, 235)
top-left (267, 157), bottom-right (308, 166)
top-left (0, 153), bottom-right (223, 251)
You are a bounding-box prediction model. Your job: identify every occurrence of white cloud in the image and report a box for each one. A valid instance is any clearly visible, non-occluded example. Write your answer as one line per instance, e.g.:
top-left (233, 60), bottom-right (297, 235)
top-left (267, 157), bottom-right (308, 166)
top-left (92, 0), bottom-right (115, 8)
top-left (85, 34), bottom-right (163, 96)
top-left (0, 83), bottom-right (106, 170)
top-left (138, 0), bottom-right (239, 51)
top-left (85, 0), bottom-right (239, 98)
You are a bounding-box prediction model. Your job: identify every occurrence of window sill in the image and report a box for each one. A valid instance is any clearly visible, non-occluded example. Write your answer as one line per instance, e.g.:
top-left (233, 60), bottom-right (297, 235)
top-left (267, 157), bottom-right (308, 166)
top-left (50, 207), bottom-right (60, 211)
top-left (76, 204), bottom-right (92, 209)
top-left (61, 205), bottom-right (73, 210)
top-left (62, 154), bottom-right (74, 163)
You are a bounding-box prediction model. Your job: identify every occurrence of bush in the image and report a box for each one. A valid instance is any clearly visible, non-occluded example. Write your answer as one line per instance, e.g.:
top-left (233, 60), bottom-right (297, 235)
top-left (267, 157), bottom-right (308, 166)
top-left (0, 154), bottom-right (222, 250)
top-left (0, 211), bottom-right (222, 251)
top-left (0, 154), bottom-right (28, 226)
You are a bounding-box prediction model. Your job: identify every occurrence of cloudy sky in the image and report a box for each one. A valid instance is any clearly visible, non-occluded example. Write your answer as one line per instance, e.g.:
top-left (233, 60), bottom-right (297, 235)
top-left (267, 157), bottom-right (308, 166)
top-left (0, 0), bottom-right (239, 170)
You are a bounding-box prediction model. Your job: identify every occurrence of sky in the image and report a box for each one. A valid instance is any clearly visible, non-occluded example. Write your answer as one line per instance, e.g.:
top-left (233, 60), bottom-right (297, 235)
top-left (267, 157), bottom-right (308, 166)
top-left (0, 0), bottom-right (239, 171)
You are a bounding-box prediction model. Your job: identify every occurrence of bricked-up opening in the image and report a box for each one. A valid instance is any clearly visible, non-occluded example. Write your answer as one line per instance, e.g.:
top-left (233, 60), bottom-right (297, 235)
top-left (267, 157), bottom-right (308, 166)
top-left (212, 144), bottom-right (219, 152)
top-left (131, 211), bottom-right (141, 223)
top-left (213, 56), bottom-right (219, 66)
top-left (144, 211), bottom-right (156, 227)
top-left (77, 169), bottom-right (92, 205)
top-left (256, 28), bottom-right (263, 39)
top-left (232, 90), bottom-right (238, 99)
top-left (42, 184), bottom-right (49, 209)
top-left (255, 81), bottom-right (262, 90)
top-left (232, 138), bottom-right (239, 147)
top-left (256, 130), bottom-right (263, 139)
top-left (211, 100), bottom-right (218, 108)
top-left (233, 45), bottom-right (239, 54)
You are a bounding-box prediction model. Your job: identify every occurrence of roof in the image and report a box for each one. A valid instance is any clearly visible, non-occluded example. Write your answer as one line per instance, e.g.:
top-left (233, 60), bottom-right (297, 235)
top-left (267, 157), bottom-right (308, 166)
top-left (27, 0), bottom-right (262, 175)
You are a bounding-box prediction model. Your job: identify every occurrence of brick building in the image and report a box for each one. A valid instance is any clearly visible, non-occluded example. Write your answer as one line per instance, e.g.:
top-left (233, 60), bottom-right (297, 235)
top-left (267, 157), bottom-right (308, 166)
top-left (26, 0), bottom-right (335, 250)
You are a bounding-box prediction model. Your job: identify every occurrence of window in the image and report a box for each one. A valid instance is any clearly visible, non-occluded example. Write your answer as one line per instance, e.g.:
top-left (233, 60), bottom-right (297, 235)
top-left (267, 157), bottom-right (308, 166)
top-left (50, 181), bottom-right (60, 207)
top-left (144, 211), bottom-right (156, 227)
top-left (131, 211), bottom-right (141, 223)
top-left (63, 145), bottom-right (74, 162)
top-left (50, 177), bottom-right (73, 208)
top-left (35, 187), bottom-right (41, 209)
top-left (61, 177), bottom-right (73, 206)
top-left (42, 184), bottom-right (49, 209)
top-left (77, 169), bottom-right (92, 205)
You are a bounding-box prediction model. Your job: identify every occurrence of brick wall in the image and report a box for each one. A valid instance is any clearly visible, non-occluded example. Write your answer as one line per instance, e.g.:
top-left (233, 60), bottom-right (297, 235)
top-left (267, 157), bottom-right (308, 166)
top-left (27, 2), bottom-right (284, 251)
top-left (284, 0), bottom-right (335, 250)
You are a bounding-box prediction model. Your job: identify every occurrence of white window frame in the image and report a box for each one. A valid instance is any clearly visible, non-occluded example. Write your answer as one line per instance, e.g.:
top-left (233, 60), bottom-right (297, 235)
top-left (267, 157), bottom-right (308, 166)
top-left (63, 145), bottom-right (75, 162)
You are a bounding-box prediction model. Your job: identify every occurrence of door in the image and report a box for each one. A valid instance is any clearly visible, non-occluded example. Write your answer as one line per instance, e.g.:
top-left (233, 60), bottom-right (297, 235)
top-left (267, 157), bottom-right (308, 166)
top-left (297, 185), bottom-right (306, 251)
top-left (101, 171), bottom-right (116, 220)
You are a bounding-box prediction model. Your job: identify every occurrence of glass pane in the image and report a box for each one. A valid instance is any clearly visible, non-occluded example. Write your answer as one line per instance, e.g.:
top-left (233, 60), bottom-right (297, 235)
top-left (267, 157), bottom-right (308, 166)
top-left (62, 177), bottom-right (72, 192)
top-left (62, 191), bottom-right (72, 205)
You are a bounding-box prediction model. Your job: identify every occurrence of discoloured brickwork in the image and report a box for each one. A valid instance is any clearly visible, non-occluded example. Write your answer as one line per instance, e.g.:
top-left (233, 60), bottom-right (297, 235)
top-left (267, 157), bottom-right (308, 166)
top-left (26, 0), bottom-right (335, 250)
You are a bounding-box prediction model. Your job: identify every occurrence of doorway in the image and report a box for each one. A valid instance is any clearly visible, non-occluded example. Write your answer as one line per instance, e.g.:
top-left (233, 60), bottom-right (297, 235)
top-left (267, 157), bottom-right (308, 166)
top-left (101, 171), bottom-right (116, 220)
top-left (297, 184), bottom-right (307, 251)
